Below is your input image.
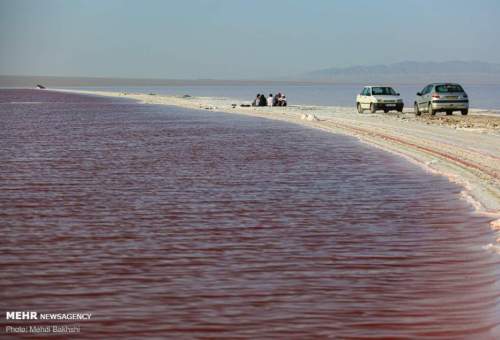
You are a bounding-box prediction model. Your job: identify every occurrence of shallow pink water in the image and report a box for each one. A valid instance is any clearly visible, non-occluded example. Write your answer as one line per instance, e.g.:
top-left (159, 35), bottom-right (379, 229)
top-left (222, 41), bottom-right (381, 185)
top-left (1, 89), bottom-right (499, 339)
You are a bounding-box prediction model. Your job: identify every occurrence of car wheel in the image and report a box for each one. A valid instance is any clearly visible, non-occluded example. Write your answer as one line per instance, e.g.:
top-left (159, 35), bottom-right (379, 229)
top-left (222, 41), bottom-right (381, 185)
top-left (461, 109), bottom-right (468, 115)
top-left (370, 103), bottom-right (376, 113)
top-left (384, 109), bottom-right (389, 113)
top-left (428, 103), bottom-right (435, 116)
top-left (397, 106), bottom-right (403, 113)
top-left (357, 103), bottom-right (363, 113)
top-left (446, 111), bottom-right (453, 115)
top-left (414, 102), bottom-right (421, 116)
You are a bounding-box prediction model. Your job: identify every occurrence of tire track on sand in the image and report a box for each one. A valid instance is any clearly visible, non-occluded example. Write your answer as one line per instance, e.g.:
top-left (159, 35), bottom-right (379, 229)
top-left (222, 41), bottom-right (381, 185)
top-left (320, 119), bottom-right (499, 180)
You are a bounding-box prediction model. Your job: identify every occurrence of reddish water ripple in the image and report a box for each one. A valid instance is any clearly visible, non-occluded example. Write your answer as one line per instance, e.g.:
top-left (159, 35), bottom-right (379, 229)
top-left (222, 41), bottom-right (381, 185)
top-left (1, 89), bottom-right (499, 339)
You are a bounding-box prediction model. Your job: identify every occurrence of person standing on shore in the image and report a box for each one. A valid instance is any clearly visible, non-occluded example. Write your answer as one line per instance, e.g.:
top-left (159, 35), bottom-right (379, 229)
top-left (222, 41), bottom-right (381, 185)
top-left (252, 94), bottom-right (260, 106)
top-left (281, 94), bottom-right (287, 107)
top-left (273, 93), bottom-right (280, 106)
top-left (259, 93), bottom-right (267, 106)
top-left (277, 94), bottom-right (283, 106)
top-left (268, 94), bottom-right (274, 107)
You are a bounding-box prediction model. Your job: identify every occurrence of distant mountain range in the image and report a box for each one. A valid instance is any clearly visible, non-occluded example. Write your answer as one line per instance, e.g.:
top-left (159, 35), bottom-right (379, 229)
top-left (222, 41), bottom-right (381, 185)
top-left (2, 61), bottom-right (500, 86)
top-left (302, 61), bottom-right (500, 84)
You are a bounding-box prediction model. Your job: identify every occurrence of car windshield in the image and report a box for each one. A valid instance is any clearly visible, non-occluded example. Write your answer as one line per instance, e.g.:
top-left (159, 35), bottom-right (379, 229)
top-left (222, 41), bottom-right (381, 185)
top-left (371, 87), bottom-right (397, 95)
top-left (435, 84), bottom-right (464, 93)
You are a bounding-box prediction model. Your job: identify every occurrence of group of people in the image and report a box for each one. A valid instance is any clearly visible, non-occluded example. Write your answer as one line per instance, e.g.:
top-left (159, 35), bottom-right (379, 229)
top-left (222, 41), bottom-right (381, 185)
top-left (252, 93), bottom-right (287, 107)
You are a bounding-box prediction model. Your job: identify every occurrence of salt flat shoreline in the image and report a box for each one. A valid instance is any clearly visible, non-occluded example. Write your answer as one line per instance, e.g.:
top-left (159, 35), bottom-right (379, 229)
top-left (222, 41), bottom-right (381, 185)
top-left (54, 89), bottom-right (500, 228)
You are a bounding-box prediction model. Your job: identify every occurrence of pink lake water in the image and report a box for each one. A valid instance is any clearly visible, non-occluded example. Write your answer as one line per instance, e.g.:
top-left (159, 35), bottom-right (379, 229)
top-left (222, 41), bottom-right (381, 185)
top-left (0, 89), bottom-right (499, 339)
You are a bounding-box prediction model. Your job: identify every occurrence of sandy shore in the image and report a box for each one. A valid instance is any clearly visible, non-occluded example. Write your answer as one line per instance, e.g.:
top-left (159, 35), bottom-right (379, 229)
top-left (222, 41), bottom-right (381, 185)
top-left (55, 89), bottom-right (500, 232)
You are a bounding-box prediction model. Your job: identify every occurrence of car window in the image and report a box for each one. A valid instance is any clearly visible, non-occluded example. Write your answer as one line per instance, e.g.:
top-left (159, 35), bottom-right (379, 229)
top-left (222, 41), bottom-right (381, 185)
top-left (366, 88), bottom-right (371, 96)
top-left (435, 84), bottom-right (464, 93)
top-left (372, 87), bottom-right (396, 95)
top-left (361, 88), bottom-right (367, 95)
top-left (422, 85), bottom-right (431, 95)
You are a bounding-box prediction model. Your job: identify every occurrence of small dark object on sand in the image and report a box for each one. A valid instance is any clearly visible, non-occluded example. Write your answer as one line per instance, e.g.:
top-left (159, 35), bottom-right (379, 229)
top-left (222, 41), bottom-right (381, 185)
top-left (232, 104), bottom-right (237, 108)
top-left (182, 94), bottom-right (191, 98)
top-left (240, 104), bottom-right (251, 107)
top-left (36, 84), bottom-right (46, 89)
top-left (149, 93), bottom-right (156, 96)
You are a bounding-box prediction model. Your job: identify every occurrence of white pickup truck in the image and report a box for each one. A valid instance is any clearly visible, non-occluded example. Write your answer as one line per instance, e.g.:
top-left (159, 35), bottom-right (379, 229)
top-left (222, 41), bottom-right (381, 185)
top-left (356, 86), bottom-right (404, 113)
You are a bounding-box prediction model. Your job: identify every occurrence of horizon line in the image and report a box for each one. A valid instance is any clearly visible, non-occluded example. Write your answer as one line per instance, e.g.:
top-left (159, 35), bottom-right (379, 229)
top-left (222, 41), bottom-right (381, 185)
top-left (2, 60), bottom-right (500, 83)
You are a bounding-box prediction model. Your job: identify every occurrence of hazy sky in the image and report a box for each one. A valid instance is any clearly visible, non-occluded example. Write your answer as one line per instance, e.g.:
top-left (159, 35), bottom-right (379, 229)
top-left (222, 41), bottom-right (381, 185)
top-left (1, 0), bottom-right (499, 79)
